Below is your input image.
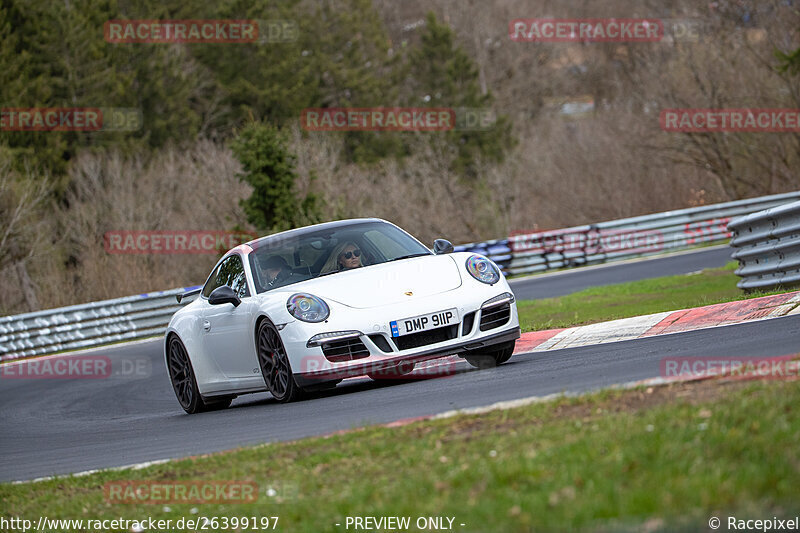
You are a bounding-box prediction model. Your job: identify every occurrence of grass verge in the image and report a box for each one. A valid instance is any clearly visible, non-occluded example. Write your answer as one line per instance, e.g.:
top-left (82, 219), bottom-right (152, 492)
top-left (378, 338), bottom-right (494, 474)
top-left (2, 377), bottom-right (799, 532)
top-left (516, 262), bottom-right (790, 332)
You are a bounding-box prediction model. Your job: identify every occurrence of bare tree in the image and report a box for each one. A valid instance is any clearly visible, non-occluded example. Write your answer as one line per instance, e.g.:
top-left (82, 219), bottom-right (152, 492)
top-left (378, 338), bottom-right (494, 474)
top-left (0, 164), bottom-right (52, 312)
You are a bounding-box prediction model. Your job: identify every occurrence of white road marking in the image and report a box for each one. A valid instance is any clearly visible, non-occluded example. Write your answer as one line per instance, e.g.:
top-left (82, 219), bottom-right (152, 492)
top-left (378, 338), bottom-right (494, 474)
top-left (12, 458), bottom-right (171, 484)
top-left (531, 312), bottom-right (672, 351)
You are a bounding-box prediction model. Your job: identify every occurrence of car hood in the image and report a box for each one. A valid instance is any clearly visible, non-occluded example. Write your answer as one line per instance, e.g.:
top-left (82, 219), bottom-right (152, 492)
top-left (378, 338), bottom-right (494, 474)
top-left (290, 254), bottom-right (462, 309)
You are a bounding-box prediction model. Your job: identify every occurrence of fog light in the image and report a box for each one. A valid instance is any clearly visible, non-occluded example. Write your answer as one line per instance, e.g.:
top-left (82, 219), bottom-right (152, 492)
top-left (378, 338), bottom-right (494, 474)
top-left (306, 331), bottom-right (363, 348)
top-left (481, 292), bottom-right (515, 309)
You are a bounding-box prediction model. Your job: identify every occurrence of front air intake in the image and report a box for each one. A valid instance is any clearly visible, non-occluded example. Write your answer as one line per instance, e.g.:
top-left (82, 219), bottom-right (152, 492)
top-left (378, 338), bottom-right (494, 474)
top-left (461, 311), bottom-right (477, 336)
top-left (321, 338), bottom-right (370, 362)
top-left (479, 303), bottom-right (511, 331)
top-left (368, 334), bottom-right (393, 353)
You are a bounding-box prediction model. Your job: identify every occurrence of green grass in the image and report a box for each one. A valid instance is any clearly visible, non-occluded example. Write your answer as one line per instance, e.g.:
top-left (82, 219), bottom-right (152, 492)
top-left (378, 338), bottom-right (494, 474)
top-left (517, 262), bottom-right (790, 332)
top-left (2, 379), bottom-right (799, 532)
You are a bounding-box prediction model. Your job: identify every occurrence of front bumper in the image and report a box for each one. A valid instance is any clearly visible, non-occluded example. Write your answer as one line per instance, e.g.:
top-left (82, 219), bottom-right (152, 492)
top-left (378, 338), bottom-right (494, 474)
top-left (294, 314), bottom-right (520, 387)
top-left (292, 326), bottom-right (520, 387)
top-left (281, 283), bottom-right (521, 385)
top-left (294, 326), bottom-right (520, 387)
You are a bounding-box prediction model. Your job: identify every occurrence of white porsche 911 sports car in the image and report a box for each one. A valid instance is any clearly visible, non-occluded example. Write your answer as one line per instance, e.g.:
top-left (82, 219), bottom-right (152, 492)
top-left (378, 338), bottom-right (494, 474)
top-left (165, 218), bottom-right (520, 413)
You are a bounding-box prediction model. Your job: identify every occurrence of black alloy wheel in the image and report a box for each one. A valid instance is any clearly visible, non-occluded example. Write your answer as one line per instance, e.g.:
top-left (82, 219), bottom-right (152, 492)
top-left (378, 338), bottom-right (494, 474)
top-left (167, 335), bottom-right (232, 414)
top-left (257, 319), bottom-right (304, 402)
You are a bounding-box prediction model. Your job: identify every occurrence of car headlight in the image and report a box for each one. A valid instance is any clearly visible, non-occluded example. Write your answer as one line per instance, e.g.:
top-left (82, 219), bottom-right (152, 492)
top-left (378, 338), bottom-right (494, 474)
top-left (287, 293), bottom-right (330, 322)
top-left (466, 255), bottom-right (501, 285)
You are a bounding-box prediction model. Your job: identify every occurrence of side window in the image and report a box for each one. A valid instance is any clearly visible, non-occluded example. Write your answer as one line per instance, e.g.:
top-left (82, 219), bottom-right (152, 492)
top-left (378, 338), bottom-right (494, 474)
top-left (201, 263), bottom-right (223, 298)
top-left (201, 255), bottom-right (249, 298)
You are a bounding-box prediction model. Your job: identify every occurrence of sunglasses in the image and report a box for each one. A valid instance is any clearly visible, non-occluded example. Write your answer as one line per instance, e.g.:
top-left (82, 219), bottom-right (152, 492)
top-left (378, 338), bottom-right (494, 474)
top-left (341, 249), bottom-right (361, 259)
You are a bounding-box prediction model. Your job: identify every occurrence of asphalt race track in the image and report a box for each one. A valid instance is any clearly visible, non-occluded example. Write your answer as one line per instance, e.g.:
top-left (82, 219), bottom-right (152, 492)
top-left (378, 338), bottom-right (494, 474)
top-left (2, 314), bottom-right (799, 482)
top-left (508, 246), bottom-right (732, 300)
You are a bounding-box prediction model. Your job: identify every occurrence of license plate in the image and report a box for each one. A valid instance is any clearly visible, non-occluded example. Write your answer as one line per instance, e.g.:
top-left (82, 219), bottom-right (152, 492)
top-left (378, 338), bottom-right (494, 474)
top-left (390, 308), bottom-right (459, 337)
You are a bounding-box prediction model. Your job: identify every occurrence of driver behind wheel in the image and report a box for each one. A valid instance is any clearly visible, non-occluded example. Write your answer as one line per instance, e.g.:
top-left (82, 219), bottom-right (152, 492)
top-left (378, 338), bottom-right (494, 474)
top-left (260, 255), bottom-right (292, 288)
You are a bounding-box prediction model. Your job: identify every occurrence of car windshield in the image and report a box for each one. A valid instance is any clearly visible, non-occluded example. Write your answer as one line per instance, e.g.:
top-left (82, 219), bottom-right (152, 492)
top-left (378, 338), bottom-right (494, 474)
top-left (247, 221), bottom-right (432, 294)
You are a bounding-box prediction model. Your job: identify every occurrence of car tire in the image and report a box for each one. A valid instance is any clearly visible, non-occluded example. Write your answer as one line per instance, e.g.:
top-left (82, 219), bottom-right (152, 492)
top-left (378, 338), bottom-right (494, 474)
top-left (167, 335), bottom-right (225, 414)
top-left (256, 318), bottom-right (305, 403)
top-left (368, 361), bottom-right (416, 380)
top-left (463, 340), bottom-right (516, 369)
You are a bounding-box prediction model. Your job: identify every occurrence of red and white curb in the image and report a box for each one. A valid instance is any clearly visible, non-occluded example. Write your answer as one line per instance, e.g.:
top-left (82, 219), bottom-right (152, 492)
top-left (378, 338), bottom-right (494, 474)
top-left (398, 291), bottom-right (799, 378)
top-left (514, 291), bottom-right (800, 354)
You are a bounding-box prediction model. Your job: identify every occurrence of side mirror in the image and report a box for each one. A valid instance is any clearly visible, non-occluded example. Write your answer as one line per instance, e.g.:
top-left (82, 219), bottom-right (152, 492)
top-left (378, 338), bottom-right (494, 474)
top-left (433, 239), bottom-right (454, 255)
top-left (208, 285), bottom-right (241, 307)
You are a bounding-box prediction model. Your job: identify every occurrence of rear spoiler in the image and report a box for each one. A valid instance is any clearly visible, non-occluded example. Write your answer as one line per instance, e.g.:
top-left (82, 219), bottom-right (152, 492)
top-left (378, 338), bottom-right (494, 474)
top-left (176, 288), bottom-right (202, 304)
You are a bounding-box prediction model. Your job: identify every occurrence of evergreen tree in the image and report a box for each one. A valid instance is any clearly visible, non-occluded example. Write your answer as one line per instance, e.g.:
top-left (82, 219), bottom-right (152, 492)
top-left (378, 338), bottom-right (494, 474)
top-left (0, 1), bottom-right (513, 178)
top-left (231, 121), bottom-right (322, 232)
top-left (0, 0), bottom-right (211, 177)
top-left (403, 12), bottom-right (514, 175)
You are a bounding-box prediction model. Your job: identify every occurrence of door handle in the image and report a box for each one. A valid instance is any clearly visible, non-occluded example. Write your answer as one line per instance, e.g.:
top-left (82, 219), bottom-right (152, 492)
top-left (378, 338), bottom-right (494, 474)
top-left (202, 320), bottom-right (211, 332)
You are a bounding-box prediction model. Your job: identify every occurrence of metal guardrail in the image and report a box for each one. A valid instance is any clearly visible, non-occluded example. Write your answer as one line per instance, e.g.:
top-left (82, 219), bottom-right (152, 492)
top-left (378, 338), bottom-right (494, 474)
top-left (0, 286), bottom-right (200, 361)
top-left (500, 191), bottom-right (800, 276)
top-left (728, 200), bottom-right (800, 291)
top-left (1, 191), bottom-right (798, 362)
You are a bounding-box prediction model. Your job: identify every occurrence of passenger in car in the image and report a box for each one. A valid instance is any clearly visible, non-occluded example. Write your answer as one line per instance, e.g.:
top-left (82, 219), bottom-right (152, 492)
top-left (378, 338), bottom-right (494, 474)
top-left (338, 243), bottom-right (363, 270)
top-left (320, 241), bottom-right (364, 273)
